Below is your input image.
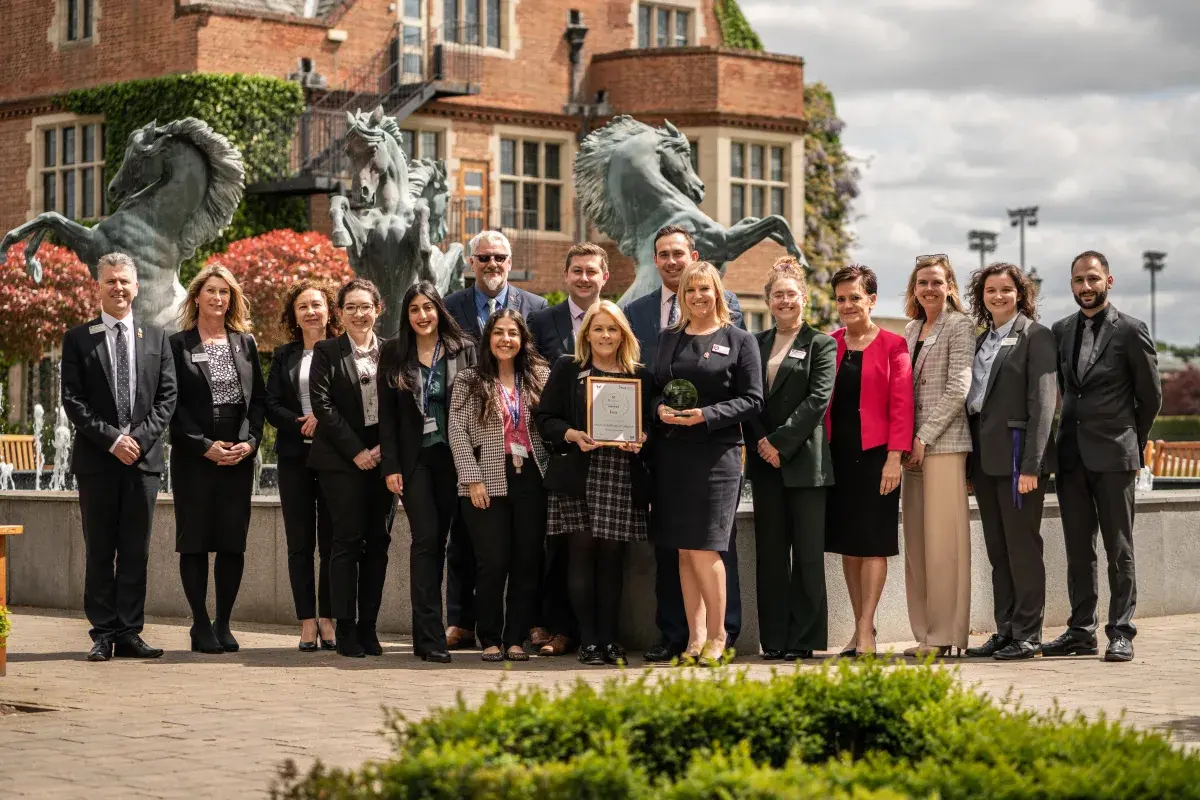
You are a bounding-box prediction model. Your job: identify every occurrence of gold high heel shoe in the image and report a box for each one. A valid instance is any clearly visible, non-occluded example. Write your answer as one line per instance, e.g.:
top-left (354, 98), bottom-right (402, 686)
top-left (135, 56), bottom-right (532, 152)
top-left (700, 639), bottom-right (728, 666)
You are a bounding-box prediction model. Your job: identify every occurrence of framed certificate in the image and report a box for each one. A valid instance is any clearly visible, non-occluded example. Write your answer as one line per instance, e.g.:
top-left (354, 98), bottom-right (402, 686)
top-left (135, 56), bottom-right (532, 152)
top-left (586, 376), bottom-right (642, 445)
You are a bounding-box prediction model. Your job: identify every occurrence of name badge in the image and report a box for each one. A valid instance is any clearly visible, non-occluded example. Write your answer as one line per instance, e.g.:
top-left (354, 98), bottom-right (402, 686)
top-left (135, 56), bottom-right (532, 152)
top-left (577, 369), bottom-right (591, 381)
top-left (712, 344), bottom-right (731, 355)
top-left (191, 352), bottom-right (210, 363)
top-left (422, 416), bottom-right (438, 434)
top-left (136, 327), bottom-right (144, 339)
top-left (789, 348), bottom-right (807, 360)
top-left (89, 323), bottom-right (106, 334)
top-left (924, 335), bottom-right (938, 346)
top-left (510, 443), bottom-right (529, 459)
top-left (1001, 337), bottom-right (1019, 346)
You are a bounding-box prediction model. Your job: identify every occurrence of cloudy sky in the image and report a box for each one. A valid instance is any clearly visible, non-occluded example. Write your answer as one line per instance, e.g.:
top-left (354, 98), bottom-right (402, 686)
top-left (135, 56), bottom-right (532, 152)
top-left (744, 0), bottom-right (1200, 345)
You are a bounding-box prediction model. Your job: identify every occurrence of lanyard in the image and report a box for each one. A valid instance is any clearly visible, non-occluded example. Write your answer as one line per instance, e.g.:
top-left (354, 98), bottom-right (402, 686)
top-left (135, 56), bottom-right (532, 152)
top-left (498, 374), bottom-right (522, 428)
top-left (421, 340), bottom-right (443, 416)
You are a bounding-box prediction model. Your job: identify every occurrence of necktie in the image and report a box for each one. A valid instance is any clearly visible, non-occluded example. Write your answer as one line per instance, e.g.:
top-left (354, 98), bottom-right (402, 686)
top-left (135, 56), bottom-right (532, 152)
top-left (487, 297), bottom-right (497, 317)
top-left (1077, 318), bottom-right (1094, 381)
top-left (114, 321), bottom-right (132, 430)
top-left (667, 294), bottom-right (680, 327)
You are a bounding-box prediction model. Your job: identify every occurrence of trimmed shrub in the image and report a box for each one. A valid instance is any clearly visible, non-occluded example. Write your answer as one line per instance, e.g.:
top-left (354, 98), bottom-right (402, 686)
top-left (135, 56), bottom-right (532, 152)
top-left (1150, 415), bottom-right (1200, 442)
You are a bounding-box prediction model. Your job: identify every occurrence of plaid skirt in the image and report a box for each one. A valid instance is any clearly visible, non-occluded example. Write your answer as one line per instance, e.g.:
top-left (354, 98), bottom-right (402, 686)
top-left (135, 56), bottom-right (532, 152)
top-left (546, 447), bottom-right (648, 542)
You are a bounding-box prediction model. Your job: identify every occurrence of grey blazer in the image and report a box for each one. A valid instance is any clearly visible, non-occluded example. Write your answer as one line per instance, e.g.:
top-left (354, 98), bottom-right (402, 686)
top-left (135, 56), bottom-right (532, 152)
top-left (905, 309), bottom-right (974, 455)
top-left (970, 313), bottom-right (1058, 477)
top-left (448, 364), bottom-right (550, 497)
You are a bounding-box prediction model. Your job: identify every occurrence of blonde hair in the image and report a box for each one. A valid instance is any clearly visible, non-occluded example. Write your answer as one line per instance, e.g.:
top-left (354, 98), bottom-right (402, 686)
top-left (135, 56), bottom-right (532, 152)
top-left (673, 261), bottom-right (732, 330)
top-left (574, 300), bottom-right (640, 373)
top-left (763, 256), bottom-right (808, 302)
top-left (177, 264), bottom-right (252, 332)
top-left (904, 254), bottom-right (966, 320)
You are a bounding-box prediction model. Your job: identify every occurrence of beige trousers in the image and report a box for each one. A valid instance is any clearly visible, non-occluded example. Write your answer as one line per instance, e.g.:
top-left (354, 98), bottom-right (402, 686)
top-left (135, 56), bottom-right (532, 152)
top-left (901, 453), bottom-right (971, 649)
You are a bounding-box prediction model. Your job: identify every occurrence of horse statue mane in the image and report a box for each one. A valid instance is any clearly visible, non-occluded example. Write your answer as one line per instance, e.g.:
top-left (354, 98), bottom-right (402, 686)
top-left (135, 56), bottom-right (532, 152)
top-left (408, 157), bottom-right (449, 243)
top-left (576, 115), bottom-right (691, 257)
top-left (139, 118), bottom-right (245, 260)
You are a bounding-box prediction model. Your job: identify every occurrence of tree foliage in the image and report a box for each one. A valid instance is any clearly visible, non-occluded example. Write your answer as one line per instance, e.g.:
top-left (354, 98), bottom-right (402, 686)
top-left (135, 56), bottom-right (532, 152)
top-left (0, 243), bottom-right (96, 362)
top-left (205, 230), bottom-right (353, 351)
top-left (714, 0), bottom-right (764, 51)
top-left (1162, 366), bottom-right (1200, 416)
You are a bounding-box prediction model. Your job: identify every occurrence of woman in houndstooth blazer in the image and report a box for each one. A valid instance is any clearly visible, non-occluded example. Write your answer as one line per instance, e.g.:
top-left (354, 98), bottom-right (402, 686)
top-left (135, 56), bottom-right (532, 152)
top-left (449, 309), bottom-right (550, 663)
top-left (901, 254), bottom-right (975, 658)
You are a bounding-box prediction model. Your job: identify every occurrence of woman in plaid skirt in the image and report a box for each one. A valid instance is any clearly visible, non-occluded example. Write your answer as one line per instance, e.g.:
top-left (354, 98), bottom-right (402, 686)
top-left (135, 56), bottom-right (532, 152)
top-left (535, 301), bottom-right (653, 666)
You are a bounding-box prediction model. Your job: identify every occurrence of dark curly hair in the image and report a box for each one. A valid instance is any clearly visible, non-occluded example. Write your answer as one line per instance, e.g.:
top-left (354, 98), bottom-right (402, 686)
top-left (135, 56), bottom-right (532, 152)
top-left (279, 278), bottom-right (340, 343)
top-left (459, 309), bottom-right (547, 426)
top-left (967, 262), bottom-right (1038, 327)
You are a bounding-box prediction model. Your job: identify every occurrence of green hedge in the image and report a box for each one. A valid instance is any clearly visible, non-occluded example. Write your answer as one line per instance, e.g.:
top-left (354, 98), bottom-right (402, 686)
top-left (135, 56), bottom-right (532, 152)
top-left (270, 661), bottom-right (1200, 798)
top-left (1150, 415), bottom-right (1200, 441)
top-left (60, 73), bottom-right (310, 285)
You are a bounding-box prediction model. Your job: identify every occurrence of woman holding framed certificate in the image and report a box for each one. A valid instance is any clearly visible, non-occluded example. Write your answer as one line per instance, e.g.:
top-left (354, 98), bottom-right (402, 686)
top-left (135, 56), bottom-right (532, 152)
top-left (448, 310), bottom-right (550, 662)
top-left (534, 300), bottom-right (653, 667)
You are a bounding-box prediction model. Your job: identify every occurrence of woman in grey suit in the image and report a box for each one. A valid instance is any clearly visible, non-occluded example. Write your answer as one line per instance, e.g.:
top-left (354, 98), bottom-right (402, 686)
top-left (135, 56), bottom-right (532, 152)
top-left (963, 263), bottom-right (1057, 661)
top-left (901, 254), bottom-right (975, 657)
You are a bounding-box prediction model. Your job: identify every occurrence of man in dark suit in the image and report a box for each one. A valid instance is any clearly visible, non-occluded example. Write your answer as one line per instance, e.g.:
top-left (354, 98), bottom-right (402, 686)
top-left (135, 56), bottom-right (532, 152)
top-left (60, 253), bottom-right (177, 662)
top-left (1045, 250), bottom-right (1161, 663)
top-left (441, 230), bottom-right (548, 650)
top-left (524, 242), bottom-right (610, 655)
top-left (621, 224), bottom-right (745, 662)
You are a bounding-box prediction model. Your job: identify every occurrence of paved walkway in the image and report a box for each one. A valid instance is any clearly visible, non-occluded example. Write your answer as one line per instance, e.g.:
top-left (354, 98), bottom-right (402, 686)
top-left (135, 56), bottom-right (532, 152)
top-left (2, 609), bottom-right (1199, 798)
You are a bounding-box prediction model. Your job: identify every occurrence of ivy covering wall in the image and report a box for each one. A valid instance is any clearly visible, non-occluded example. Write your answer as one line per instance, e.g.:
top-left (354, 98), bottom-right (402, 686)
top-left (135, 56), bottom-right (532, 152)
top-left (714, 0), bottom-right (765, 51)
top-left (59, 73), bottom-right (310, 284)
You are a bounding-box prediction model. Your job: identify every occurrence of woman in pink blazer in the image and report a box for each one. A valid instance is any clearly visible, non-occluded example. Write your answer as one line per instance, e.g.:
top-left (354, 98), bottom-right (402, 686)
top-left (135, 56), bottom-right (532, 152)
top-left (824, 265), bottom-right (914, 656)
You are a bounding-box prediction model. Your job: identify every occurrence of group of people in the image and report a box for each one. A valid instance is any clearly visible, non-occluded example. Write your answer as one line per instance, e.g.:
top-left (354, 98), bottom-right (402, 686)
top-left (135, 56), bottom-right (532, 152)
top-left (60, 226), bottom-right (1160, 667)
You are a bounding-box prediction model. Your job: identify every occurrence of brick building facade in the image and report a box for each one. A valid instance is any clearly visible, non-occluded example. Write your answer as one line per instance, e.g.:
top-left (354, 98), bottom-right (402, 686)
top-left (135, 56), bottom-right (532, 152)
top-left (0, 0), bottom-right (805, 334)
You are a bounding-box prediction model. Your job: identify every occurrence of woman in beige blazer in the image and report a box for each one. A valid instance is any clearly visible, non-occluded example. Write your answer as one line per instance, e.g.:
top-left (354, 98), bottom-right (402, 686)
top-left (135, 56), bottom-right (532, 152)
top-left (901, 254), bottom-right (975, 657)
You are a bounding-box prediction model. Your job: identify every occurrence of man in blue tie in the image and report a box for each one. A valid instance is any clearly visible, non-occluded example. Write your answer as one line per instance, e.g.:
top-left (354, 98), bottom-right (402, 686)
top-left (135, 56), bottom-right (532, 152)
top-left (622, 225), bottom-right (745, 662)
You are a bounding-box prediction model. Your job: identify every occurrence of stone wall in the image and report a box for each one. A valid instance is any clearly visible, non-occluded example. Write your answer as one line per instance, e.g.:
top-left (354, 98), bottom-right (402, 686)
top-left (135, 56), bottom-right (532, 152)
top-left (4, 489), bottom-right (1199, 651)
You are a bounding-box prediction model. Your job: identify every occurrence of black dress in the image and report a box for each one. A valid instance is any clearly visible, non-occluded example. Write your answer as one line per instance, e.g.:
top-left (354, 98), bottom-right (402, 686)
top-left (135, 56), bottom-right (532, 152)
top-left (825, 349), bottom-right (900, 557)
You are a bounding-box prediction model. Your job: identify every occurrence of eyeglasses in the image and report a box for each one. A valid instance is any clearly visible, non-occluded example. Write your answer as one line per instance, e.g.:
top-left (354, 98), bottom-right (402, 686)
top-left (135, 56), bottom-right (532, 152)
top-left (474, 253), bottom-right (510, 264)
top-left (342, 304), bottom-right (376, 315)
top-left (915, 254), bottom-right (949, 264)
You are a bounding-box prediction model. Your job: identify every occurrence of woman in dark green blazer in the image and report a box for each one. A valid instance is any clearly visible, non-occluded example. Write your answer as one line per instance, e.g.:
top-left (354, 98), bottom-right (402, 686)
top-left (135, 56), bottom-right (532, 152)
top-left (744, 259), bottom-right (837, 660)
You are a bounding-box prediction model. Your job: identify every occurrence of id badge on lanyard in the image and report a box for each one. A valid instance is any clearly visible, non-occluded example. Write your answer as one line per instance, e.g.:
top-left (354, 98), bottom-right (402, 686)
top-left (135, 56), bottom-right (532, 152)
top-left (422, 340), bottom-right (443, 434)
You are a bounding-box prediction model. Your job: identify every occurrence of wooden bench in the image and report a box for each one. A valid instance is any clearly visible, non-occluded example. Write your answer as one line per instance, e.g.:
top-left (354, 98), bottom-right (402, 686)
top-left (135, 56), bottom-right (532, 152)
top-left (1144, 440), bottom-right (1200, 478)
top-left (0, 524), bottom-right (23, 676)
top-left (0, 435), bottom-right (37, 471)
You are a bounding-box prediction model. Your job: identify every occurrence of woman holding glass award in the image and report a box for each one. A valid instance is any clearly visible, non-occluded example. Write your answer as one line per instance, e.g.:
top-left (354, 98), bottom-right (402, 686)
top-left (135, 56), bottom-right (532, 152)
top-left (448, 309), bottom-right (550, 662)
top-left (653, 262), bottom-right (764, 665)
top-left (535, 300), bottom-right (653, 667)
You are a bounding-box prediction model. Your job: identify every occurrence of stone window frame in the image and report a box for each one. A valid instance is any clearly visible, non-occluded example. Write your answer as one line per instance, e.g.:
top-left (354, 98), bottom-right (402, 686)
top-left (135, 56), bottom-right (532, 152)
top-left (492, 127), bottom-right (574, 240)
top-left (729, 140), bottom-right (789, 225)
top-left (438, 0), bottom-right (515, 58)
top-left (399, 0), bottom-right (427, 79)
top-left (30, 113), bottom-right (108, 221)
top-left (59, 0), bottom-right (97, 45)
top-left (398, 127), bottom-right (444, 161)
top-left (635, 1), bottom-right (696, 49)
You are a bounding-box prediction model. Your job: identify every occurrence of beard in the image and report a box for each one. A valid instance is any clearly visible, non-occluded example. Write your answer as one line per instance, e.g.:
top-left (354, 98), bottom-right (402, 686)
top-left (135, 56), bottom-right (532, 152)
top-left (479, 272), bottom-right (506, 294)
top-left (1073, 288), bottom-right (1108, 310)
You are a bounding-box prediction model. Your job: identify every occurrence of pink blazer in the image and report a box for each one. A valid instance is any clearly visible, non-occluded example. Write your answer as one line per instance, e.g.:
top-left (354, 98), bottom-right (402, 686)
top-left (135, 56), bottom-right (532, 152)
top-left (825, 328), bottom-right (914, 452)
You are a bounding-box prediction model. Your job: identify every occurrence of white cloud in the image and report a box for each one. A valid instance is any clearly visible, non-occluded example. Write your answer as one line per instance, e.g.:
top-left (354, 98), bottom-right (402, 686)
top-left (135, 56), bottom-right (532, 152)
top-left (745, 0), bottom-right (1200, 344)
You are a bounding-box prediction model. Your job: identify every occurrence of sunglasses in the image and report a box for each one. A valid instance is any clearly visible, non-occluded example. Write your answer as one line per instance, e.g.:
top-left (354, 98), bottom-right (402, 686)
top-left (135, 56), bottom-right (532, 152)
top-left (916, 253), bottom-right (949, 264)
top-left (474, 254), bottom-right (510, 264)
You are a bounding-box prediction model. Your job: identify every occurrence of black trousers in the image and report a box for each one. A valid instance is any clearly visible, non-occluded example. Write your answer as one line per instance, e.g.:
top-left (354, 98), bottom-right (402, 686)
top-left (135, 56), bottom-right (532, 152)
top-left (654, 526), bottom-right (742, 649)
top-left (537, 534), bottom-right (579, 638)
top-left (445, 514), bottom-right (476, 630)
top-left (750, 472), bottom-right (828, 652)
top-left (405, 443), bottom-right (459, 655)
top-left (76, 469), bottom-right (160, 642)
top-left (460, 461), bottom-right (546, 649)
top-left (974, 466), bottom-right (1047, 642)
top-left (567, 530), bottom-right (626, 647)
top-left (1056, 464), bottom-right (1138, 641)
top-left (277, 448), bottom-right (333, 620)
top-left (318, 466), bottom-right (394, 624)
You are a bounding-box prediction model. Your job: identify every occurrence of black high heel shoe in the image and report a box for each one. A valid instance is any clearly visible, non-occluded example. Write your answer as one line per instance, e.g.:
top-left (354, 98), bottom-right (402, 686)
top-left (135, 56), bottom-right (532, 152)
top-left (190, 621), bottom-right (224, 654)
top-left (336, 619), bottom-right (365, 658)
top-left (298, 639), bottom-right (318, 653)
top-left (357, 622), bottom-right (383, 656)
top-left (212, 619), bottom-right (239, 653)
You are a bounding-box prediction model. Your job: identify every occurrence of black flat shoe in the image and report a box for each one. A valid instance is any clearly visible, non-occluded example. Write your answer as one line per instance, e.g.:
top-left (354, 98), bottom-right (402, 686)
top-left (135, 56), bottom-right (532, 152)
top-left (481, 649), bottom-right (504, 662)
top-left (87, 639), bottom-right (113, 662)
top-left (190, 622), bottom-right (224, 654)
top-left (761, 649), bottom-right (785, 660)
top-left (358, 623), bottom-right (383, 656)
top-left (212, 620), bottom-right (239, 653)
top-left (298, 640), bottom-right (319, 652)
top-left (643, 642), bottom-right (684, 663)
top-left (784, 650), bottom-right (813, 661)
top-left (114, 634), bottom-right (164, 659)
top-left (335, 620), bottom-right (365, 658)
top-left (505, 647), bottom-right (530, 662)
top-left (1040, 631), bottom-right (1098, 657)
top-left (1104, 636), bottom-right (1134, 663)
top-left (421, 650), bottom-right (452, 663)
top-left (994, 640), bottom-right (1040, 660)
top-left (602, 644), bottom-right (627, 666)
top-left (966, 633), bottom-right (1012, 658)
top-left (578, 644), bottom-right (606, 666)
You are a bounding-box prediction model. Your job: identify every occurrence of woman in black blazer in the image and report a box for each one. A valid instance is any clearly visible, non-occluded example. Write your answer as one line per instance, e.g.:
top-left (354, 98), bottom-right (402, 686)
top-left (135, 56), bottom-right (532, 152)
top-left (265, 279), bottom-right (339, 652)
top-left (963, 263), bottom-right (1058, 661)
top-left (654, 262), bottom-right (764, 665)
top-left (534, 300), bottom-right (653, 667)
top-left (169, 265), bottom-right (266, 655)
top-left (744, 259), bottom-right (837, 661)
top-left (308, 278), bottom-right (394, 659)
top-left (378, 281), bottom-right (475, 664)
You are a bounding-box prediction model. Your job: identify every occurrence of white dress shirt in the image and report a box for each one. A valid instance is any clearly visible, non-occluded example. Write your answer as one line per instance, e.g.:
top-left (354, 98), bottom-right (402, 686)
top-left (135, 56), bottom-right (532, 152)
top-left (659, 287), bottom-right (679, 329)
top-left (101, 310), bottom-right (137, 435)
top-left (298, 349), bottom-right (315, 417)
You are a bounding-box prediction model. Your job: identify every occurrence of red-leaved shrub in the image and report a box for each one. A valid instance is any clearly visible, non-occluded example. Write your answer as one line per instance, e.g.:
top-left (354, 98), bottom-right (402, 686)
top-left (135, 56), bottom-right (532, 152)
top-left (0, 243), bottom-right (97, 362)
top-left (1162, 365), bottom-right (1200, 416)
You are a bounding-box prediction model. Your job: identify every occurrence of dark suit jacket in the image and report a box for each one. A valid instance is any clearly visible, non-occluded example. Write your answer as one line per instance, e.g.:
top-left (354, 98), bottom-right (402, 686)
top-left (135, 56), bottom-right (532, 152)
top-left (970, 314), bottom-right (1058, 478)
top-left (534, 355), bottom-right (654, 506)
top-left (60, 318), bottom-right (177, 475)
top-left (265, 339), bottom-right (335, 460)
top-left (654, 324), bottom-right (763, 446)
top-left (443, 284), bottom-right (548, 341)
top-left (168, 328), bottom-right (265, 456)
top-left (1052, 305), bottom-right (1161, 473)
top-left (528, 301), bottom-right (575, 363)
top-left (623, 287), bottom-right (745, 375)
top-left (307, 333), bottom-right (382, 472)
top-left (744, 324), bottom-right (836, 488)
top-left (378, 344), bottom-right (476, 481)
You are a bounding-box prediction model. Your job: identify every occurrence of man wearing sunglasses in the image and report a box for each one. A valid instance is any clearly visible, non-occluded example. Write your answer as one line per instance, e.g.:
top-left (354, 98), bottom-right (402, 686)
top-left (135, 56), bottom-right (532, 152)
top-left (442, 230), bottom-right (548, 653)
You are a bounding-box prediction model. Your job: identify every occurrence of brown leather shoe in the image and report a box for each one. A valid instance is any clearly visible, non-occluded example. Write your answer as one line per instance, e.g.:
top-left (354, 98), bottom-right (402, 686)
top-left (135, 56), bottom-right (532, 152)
top-left (529, 627), bottom-right (552, 648)
top-left (539, 634), bottom-right (573, 656)
top-left (445, 626), bottom-right (476, 650)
